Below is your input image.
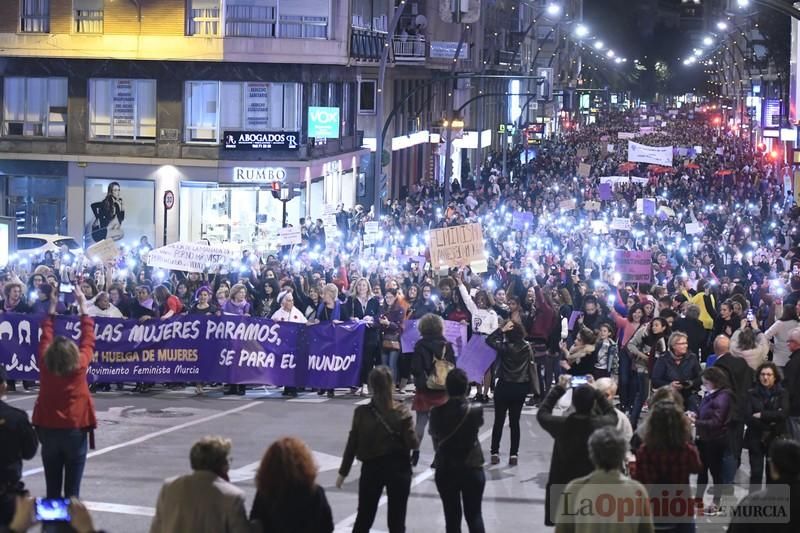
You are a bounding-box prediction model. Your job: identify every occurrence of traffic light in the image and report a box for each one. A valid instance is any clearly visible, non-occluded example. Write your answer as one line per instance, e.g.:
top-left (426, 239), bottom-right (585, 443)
top-left (271, 181), bottom-right (281, 199)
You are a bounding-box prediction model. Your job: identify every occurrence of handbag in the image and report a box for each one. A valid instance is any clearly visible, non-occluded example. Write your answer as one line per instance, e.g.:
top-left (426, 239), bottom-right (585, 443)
top-left (526, 343), bottom-right (541, 396)
top-left (426, 343), bottom-right (454, 390)
top-left (382, 337), bottom-right (401, 351)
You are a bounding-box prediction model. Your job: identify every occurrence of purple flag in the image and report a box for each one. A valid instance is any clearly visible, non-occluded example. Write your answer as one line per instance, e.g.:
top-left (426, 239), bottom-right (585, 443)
top-left (598, 183), bottom-right (613, 201)
top-left (0, 314), bottom-right (365, 388)
top-left (457, 335), bottom-right (497, 382)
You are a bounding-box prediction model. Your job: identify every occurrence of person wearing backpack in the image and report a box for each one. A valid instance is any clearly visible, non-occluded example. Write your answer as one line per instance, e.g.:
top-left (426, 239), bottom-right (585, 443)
top-left (429, 369), bottom-right (486, 533)
top-left (411, 313), bottom-right (456, 467)
top-left (485, 320), bottom-right (534, 466)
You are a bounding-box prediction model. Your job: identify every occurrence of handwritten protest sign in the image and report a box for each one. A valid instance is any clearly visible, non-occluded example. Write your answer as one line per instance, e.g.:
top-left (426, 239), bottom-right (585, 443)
top-left (590, 220), bottom-right (609, 234)
top-left (610, 217), bottom-right (632, 232)
top-left (685, 222), bottom-right (704, 235)
top-left (636, 198), bottom-right (656, 216)
top-left (559, 199), bottom-right (577, 211)
top-left (363, 221), bottom-right (380, 246)
top-left (584, 200), bottom-right (602, 211)
top-left (578, 163), bottom-right (592, 178)
top-left (146, 241), bottom-right (241, 273)
top-left (598, 183), bottom-right (613, 200)
top-left (618, 132), bottom-right (636, 140)
top-left (428, 223), bottom-right (486, 272)
top-left (278, 226), bottom-right (302, 246)
top-left (86, 239), bottom-right (120, 263)
top-left (577, 147), bottom-right (589, 159)
top-left (614, 250), bottom-right (653, 283)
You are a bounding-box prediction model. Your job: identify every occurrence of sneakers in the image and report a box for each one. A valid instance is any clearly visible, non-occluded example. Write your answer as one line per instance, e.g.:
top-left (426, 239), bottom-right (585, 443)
top-left (704, 503), bottom-right (721, 516)
top-left (490, 454), bottom-right (500, 465)
top-left (411, 450), bottom-right (420, 467)
top-left (327, 390), bottom-right (335, 399)
top-left (509, 455), bottom-right (518, 466)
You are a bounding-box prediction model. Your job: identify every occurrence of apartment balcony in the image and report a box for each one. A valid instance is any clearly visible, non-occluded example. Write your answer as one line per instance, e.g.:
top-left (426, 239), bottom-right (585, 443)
top-left (496, 50), bottom-right (522, 69)
top-left (350, 27), bottom-right (387, 62)
top-left (392, 36), bottom-right (426, 62)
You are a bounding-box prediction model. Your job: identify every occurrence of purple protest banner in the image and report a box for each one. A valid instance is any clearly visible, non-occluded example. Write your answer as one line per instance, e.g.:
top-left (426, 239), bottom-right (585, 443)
top-left (401, 318), bottom-right (468, 357)
top-left (598, 183), bottom-right (613, 201)
top-left (643, 198), bottom-right (656, 216)
top-left (457, 334), bottom-right (497, 382)
top-left (614, 250), bottom-right (653, 283)
top-left (0, 314), bottom-right (365, 388)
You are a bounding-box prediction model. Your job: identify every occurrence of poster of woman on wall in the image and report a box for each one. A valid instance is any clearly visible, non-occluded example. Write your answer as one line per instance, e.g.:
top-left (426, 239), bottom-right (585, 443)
top-left (84, 178), bottom-right (155, 247)
top-left (90, 181), bottom-right (125, 242)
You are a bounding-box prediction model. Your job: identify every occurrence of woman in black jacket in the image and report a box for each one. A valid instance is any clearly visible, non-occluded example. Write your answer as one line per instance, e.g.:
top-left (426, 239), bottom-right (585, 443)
top-left (349, 277), bottom-right (382, 396)
top-left (410, 313), bottom-right (457, 466)
top-left (429, 369), bottom-right (485, 533)
top-left (336, 367), bottom-right (418, 533)
top-left (485, 321), bottom-right (533, 466)
top-left (745, 361), bottom-right (789, 489)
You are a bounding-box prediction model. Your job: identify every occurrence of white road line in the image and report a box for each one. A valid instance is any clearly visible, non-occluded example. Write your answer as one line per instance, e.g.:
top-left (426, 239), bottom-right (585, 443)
top-left (22, 401), bottom-right (260, 477)
top-left (333, 427), bottom-right (493, 532)
top-left (84, 501), bottom-right (155, 517)
top-left (1, 395), bottom-right (37, 404)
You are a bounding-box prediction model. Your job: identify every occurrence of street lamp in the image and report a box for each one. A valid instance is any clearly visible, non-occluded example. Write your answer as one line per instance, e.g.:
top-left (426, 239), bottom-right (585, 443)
top-left (606, 49), bottom-right (615, 58)
top-left (736, 0), bottom-right (750, 7)
top-left (574, 24), bottom-right (589, 38)
top-left (546, 3), bottom-right (562, 17)
top-left (594, 40), bottom-right (604, 50)
top-left (703, 36), bottom-right (714, 46)
top-left (717, 21), bottom-right (729, 30)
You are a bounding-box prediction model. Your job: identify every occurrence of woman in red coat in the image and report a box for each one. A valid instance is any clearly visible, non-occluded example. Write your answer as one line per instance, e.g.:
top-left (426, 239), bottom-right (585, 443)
top-left (32, 286), bottom-right (96, 498)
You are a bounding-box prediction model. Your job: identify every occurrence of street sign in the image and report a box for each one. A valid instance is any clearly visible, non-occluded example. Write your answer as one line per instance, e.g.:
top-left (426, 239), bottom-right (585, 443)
top-left (163, 190), bottom-right (174, 210)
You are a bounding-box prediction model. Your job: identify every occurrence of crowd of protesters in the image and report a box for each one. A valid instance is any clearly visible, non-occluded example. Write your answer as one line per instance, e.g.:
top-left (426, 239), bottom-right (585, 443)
top-left (2, 106), bottom-right (800, 531)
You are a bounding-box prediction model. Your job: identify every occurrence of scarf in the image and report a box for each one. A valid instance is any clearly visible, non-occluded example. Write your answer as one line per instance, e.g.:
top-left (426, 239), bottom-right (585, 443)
top-left (317, 300), bottom-right (341, 322)
top-left (140, 298), bottom-right (154, 310)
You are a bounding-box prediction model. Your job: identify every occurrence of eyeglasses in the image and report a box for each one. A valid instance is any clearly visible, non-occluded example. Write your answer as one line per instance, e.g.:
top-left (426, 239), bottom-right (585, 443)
top-left (674, 341), bottom-right (689, 345)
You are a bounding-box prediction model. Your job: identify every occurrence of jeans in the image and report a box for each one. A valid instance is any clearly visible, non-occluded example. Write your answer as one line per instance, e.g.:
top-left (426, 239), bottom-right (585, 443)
top-left (540, 354), bottom-right (561, 395)
top-left (490, 381), bottom-right (528, 456)
top-left (382, 350), bottom-right (400, 383)
top-left (415, 411), bottom-right (429, 448)
top-left (618, 351), bottom-right (633, 411)
top-left (629, 371), bottom-right (650, 429)
top-left (696, 438), bottom-right (733, 505)
top-left (353, 453), bottom-right (412, 533)
top-left (37, 428), bottom-right (88, 498)
top-left (434, 468), bottom-right (486, 533)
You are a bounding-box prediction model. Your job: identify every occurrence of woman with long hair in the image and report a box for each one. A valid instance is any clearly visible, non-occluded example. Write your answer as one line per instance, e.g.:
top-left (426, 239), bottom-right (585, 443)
top-left (90, 181), bottom-right (125, 242)
top-left (633, 399), bottom-right (702, 530)
top-left (627, 317), bottom-right (671, 428)
top-left (33, 286), bottom-right (96, 498)
top-left (410, 313), bottom-right (456, 466)
top-left (486, 320), bottom-right (533, 466)
top-left (153, 285), bottom-right (184, 320)
top-left (730, 318), bottom-right (770, 370)
top-left (350, 277), bottom-right (381, 396)
top-left (337, 367), bottom-right (418, 533)
top-left (380, 288), bottom-right (406, 390)
top-left (612, 302), bottom-right (646, 415)
top-left (250, 437), bottom-right (333, 533)
top-left (764, 304), bottom-right (800, 368)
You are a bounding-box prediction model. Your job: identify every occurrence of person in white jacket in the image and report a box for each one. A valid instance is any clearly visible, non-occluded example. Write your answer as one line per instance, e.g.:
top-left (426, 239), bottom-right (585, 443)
top-left (764, 304), bottom-right (800, 368)
top-left (457, 272), bottom-right (498, 402)
top-left (86, 291), bottom-right (123, 318)
top-left (730, 321), bottom-right (770, 370)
